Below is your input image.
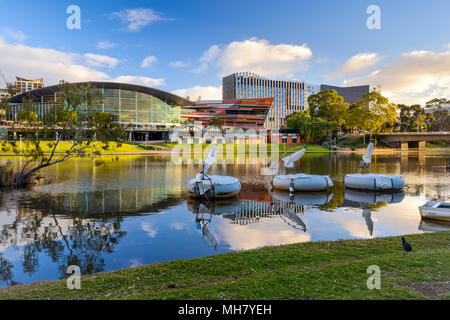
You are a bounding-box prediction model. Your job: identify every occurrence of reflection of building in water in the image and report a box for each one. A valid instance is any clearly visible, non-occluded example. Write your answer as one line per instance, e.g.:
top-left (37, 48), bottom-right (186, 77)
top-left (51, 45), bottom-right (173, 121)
top-left (16, 185), bottom-right (183, 217)
top-left (226, 200), bottom-right (306, 226)
top-left (188, 198), bottom-right (308, 250)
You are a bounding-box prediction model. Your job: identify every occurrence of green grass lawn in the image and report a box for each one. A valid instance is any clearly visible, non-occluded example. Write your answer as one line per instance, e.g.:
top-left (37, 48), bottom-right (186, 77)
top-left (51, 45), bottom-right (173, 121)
top-left (0, 141), bottom-right (148, 154)
top-left (426, 142), bottom-right (449, 148)
top-left (0, 231), bottom-right (448, 300)
top-left (0, 141), bottom-right (329, 155)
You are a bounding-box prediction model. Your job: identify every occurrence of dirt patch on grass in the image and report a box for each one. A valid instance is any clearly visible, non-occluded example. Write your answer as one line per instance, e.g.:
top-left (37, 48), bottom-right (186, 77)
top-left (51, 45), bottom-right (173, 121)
top-left (408, 282), bottom-right (450, 298)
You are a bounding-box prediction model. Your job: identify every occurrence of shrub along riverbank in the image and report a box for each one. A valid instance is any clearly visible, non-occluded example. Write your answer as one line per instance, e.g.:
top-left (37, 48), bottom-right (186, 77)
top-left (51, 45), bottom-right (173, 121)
top-left (0, 231), bottom-right (448, 300)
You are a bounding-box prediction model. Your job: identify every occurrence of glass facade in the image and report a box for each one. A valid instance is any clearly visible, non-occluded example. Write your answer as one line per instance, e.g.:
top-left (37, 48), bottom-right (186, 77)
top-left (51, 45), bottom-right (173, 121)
top-left (8, 87), bottom-right (182, 127)
top-left (223, 72), bottom-right (308, 130)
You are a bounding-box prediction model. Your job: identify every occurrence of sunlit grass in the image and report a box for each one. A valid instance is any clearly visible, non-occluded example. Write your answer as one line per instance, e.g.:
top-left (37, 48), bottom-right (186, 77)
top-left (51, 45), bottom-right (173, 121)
top-left (0, 141), bottom-right (145, 154)
top-left (0, 231), bottom-right (448, 300)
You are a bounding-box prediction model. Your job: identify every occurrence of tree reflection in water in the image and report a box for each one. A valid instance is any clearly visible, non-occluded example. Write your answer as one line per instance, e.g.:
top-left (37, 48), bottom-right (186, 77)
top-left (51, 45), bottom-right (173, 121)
top-left (0, 253), bottom-right (14, 286)
top-left (0, 191), bottom-right (126, 284)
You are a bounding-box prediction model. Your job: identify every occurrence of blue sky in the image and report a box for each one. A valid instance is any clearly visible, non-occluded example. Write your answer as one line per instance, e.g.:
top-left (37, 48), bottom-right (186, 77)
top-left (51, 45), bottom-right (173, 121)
top-left (0, 0), bottom-right (449, 104)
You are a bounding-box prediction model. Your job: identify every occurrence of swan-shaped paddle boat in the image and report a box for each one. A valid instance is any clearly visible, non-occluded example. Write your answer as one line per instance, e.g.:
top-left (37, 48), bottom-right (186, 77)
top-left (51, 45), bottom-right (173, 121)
top-left (344, 141), bottom-right (405, 191)
top-left (187, 145), bottom-right (241, 199)
top-left (271, 146), bottom-right (333, 194)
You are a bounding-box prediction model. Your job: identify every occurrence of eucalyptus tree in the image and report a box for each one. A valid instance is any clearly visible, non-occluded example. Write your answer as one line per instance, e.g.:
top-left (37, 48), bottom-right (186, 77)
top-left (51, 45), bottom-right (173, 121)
top-left (307, 89), bottom-right (349, 134)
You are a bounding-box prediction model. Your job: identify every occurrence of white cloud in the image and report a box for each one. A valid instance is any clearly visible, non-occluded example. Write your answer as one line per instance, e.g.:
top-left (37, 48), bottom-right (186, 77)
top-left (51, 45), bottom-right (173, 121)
top-left (170, 222), bottom-right (188, 231)
top-left (0, 27), bottom-right (26, 42)
top-left (0, 38), bottom-right (165, 88)
top-left (169, 60), bottom-right (190, 68)
top-left (192, 45), bottom-right (222, 73)
top-left (111, 8), bottom-right (166, 32)
top-left (95, 40), bottom-right (117, 49)
top-left (172, 85), bottom-right (222, 101)
top-left (110, 75), bottom-right (165, 87)
top-left (141, 55), bottom-right (158, 68)
top-left (0, 38), bottom-right (108, 84)
top-left (128, 258), bottom-right (144, 268)
top-left (328, 53), bottom-right (381, 80)
top-left (84, 53), bottom-right (120, 68)
top-left (193, 38), bottom-right (313, 78)
top-left (213, 217), bottom-right (311, 251)
top-left (342, 49), bottom-right (450, 104)
top-left (141, 221), bottom-right (157, 238)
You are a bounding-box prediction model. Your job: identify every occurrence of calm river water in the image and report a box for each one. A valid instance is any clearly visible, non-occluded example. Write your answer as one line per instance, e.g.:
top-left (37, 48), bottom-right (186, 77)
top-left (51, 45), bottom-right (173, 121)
top-left (0, 151), bottom-right (449, 287)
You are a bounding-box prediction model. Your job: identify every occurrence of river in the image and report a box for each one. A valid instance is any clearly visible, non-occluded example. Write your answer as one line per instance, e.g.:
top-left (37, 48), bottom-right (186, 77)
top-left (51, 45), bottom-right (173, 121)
top-left (0, 150), bottom-right (448, 287)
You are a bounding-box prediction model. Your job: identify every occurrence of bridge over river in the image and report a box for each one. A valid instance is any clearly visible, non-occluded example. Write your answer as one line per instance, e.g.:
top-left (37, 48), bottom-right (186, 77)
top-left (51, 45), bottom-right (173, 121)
top-left (378, 132), bottom-right (449, 149)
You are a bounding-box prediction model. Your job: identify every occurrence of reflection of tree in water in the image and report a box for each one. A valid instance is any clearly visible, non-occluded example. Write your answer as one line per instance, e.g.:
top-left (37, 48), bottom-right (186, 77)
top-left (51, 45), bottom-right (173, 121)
top-left (0, 192), bottom-right (126, 283)
top-left (318, 181), bottom-right (345, 211)
top-left (54, 217), bottom-right (126, 277)
top-left (0, 254), bottom-right (14, 286)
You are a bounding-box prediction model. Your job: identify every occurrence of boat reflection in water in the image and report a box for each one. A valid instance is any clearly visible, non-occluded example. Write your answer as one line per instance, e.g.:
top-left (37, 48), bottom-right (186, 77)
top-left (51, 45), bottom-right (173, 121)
top-left (271, 191), bottom-right (334, 206)
top-left (187, 191), bottom-right (337, 247)
top-left (187, 198), bottom-right (241, 250)
top-left (344, 189), bottom-right (406, 236)
top-left (418, 219), bottom-right (450, 232)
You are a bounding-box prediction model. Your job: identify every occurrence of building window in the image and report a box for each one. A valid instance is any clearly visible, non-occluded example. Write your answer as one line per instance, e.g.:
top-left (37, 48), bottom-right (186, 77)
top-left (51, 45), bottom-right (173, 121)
top-left (282, 137), bottom-right (287, 143)
top-left (292, 137), bottom-right (297, 143)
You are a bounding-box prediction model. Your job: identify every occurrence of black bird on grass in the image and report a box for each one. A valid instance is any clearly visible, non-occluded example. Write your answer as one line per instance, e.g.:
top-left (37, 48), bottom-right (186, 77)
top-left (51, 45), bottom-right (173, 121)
top-left (402, 237), bottom-right (412, 255)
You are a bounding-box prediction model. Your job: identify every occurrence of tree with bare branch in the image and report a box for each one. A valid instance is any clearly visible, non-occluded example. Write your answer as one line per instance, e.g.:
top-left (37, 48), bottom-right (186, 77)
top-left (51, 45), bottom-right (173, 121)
top-left (0, 81), bottom-right (126, 187)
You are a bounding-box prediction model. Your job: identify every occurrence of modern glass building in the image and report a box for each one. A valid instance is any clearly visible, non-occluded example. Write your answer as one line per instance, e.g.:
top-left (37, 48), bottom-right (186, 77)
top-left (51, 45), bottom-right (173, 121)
top-left (223, 72), bottom-right (370, 130)
top-left (8, 82), bottom-right (191, 138)
top-left (223, 72), bottom-right (308, 130)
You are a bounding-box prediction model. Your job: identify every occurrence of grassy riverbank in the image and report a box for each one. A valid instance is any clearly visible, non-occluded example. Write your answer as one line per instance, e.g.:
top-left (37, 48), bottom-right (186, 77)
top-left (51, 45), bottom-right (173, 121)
top-left (0, 141), bottom-right (330, 155)
top-left (0, 231), bottom-right (448, 300)
top-left (0, 141), bottom-right (148, 155)
top-left (0, 140), bottom-right (447, 156)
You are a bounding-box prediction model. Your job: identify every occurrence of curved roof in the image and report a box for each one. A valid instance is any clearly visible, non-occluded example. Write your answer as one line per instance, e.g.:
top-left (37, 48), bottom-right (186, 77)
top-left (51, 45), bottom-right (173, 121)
top-left (10, 81), bottom-right (192, 106)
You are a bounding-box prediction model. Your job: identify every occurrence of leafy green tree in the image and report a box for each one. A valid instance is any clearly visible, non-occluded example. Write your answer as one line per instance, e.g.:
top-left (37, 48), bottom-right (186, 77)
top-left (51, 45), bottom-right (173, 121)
top-left (425, 98), bottom-right (450, 109)
top-left (17, 109), bottom-right (38, 122)
top-left (360, 91), bottom-right (398, 135)
top-left (398, 104), bottom-right (428, 132)
top-left (286, 111), bottom-right (312, 139)
top-left (209, 117), bottom-right (223, 129)
top-left (0, 83), bottom-right (18, 120)
top-left (0, 81), bottom-right (126, 187)
top-left (56, 109), bottom-right (77, 123)
top-left (345, 102), bottom-right (370, 133)
top-left (432, 107), bottom-right (449, 131)
top-left (307, 89), bottom-right (349, 133)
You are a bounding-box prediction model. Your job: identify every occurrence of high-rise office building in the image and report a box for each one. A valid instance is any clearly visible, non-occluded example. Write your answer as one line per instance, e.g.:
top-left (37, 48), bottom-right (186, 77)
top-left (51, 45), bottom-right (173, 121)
top-left (15, 77), bottom-right (44, 94)
top-left (223, 72), bottom-right (310, 129)
top-left (223, 72), bottom-right (370, 129)
top-left (0, 88), bottom-right (9, 100)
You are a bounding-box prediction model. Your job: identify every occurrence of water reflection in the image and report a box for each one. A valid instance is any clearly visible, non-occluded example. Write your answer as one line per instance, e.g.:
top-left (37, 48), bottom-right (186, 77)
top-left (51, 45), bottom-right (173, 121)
top-left (418, 219), bottom-right (450, 232)
top-left (187, 199), bottom-right (240, 250)
top-left (187, 197), bottom-right (308, 235)
top-left (344, 189), bottom-right (405, 236)
top-left (0, 151), bottom-right (448, 287)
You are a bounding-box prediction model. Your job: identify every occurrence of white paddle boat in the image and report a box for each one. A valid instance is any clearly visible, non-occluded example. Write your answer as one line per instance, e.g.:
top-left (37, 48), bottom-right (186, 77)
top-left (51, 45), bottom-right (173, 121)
top-left (344, 141), bottom-right (405, 191)
top-left (187, 145), bottom-right (241, 199)
top-left (272, 146), bottom-right (333, 195)
top-left (419, 201), bottom-right (450, 222)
